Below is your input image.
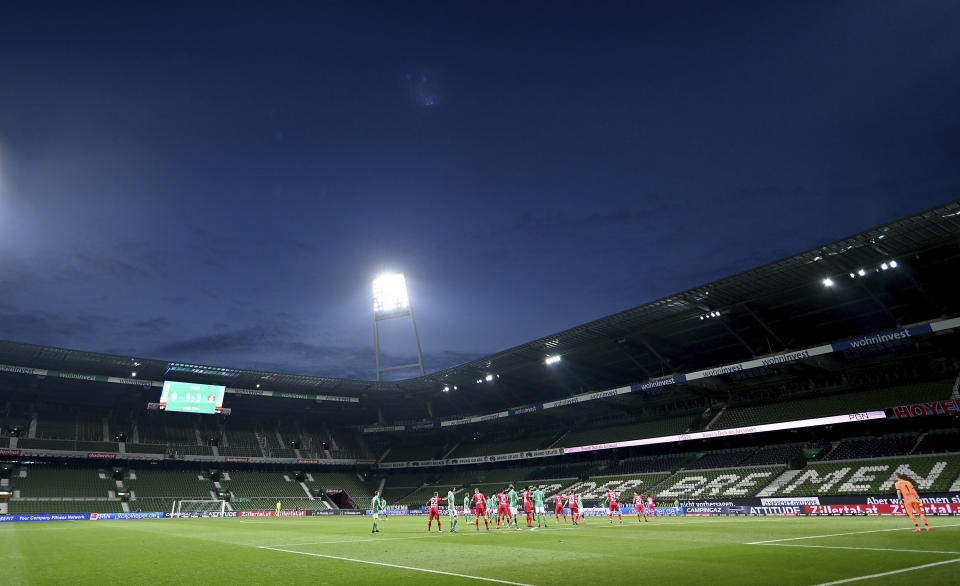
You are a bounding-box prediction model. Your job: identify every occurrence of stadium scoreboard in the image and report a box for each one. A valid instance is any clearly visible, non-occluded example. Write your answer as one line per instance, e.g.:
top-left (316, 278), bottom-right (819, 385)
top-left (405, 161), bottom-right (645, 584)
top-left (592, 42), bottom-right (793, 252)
top-left (159, 381), bottom-right (225, 414)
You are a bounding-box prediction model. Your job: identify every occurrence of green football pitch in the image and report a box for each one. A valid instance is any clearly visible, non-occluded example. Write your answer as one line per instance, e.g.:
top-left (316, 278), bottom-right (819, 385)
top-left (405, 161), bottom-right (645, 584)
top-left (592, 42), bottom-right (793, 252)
top-left (2, 515), bottom-right (958, 585)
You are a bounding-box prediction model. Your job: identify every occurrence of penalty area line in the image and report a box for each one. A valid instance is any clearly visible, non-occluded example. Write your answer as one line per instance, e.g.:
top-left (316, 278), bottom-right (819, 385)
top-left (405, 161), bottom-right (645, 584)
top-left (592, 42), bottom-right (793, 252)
top-left (257, 546), bottom-right (534, 586)
top-left (812, 557), bottom-right (960, 586)
top-left (752, 543), bottom-right (960, 555)
top-left (747, 522), bottom-right (960, 544)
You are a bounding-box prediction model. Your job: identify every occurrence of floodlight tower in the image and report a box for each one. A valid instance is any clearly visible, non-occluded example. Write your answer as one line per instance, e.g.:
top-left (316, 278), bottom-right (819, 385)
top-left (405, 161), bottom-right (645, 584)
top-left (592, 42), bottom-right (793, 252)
top-left (372, 273), bottom-right (426, 381)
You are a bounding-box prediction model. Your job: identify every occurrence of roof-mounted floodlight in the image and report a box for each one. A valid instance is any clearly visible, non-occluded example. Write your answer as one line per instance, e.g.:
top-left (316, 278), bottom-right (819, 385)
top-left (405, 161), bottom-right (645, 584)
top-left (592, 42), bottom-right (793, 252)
top-left (545, 355), bottom-right (561, 365)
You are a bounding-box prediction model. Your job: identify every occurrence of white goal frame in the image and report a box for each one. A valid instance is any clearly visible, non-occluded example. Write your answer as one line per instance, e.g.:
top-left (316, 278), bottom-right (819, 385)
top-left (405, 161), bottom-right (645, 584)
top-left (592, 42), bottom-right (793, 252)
top-left (171, 499), bottom-right (227, 517)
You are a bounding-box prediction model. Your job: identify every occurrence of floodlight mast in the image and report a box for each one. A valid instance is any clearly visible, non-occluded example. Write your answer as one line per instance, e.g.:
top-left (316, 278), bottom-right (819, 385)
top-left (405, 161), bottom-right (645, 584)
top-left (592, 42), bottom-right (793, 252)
top-left (372, 273), bottom-right (426, 381)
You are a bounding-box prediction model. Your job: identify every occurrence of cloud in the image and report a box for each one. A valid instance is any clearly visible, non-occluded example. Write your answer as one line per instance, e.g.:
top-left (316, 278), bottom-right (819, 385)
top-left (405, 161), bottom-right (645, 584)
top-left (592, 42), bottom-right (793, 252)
top-left (143, 326), bottom-right (483, 380)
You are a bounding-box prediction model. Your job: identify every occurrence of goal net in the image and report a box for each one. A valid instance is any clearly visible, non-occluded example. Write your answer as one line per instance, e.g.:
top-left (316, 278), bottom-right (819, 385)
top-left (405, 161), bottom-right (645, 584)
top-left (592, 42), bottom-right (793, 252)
top-left (171, 499), bottom-right (228, 518)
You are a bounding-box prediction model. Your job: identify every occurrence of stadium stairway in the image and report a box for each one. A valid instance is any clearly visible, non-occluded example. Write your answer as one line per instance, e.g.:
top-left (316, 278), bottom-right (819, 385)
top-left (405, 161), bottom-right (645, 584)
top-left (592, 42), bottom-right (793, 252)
top-left (756, 470), bottom-right (803, 497)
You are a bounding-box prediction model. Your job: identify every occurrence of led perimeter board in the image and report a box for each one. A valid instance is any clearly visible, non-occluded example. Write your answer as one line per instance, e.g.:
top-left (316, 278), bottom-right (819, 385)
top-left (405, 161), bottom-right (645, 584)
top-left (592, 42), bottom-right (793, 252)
top-left (159, 381), bottom-right (225, 414)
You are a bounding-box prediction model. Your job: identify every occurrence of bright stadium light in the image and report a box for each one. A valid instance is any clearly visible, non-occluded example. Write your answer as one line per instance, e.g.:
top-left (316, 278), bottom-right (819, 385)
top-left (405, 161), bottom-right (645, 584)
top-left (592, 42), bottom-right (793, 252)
top-left (545, 355), bottom-right (561, 365)
top-left (881, 262), bottom-right (889, 270)
top-left (130, 372), bottom-right (137, 377)
top-left (857, 269), bottom-right (866, 277)
top-left (442, 385), bottom-right (450, 392)
top-left (822, 278), bottom-right (834, 287)
top-left (372, 271), bottom-right (426, 381)
top-left (889, 260), bottom-right (898, 268)
top-left (485, 374), bottom-right (494, 382)
top-left (373, 273), bottom-right (410, 313)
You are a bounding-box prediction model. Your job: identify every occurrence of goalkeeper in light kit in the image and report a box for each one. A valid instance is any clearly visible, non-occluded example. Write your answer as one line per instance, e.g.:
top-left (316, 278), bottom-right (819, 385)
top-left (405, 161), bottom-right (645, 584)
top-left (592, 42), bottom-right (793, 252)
top-left (895, 473), bottom-right (930, 532)
top-left (370, 491), bottom-right (382, 534)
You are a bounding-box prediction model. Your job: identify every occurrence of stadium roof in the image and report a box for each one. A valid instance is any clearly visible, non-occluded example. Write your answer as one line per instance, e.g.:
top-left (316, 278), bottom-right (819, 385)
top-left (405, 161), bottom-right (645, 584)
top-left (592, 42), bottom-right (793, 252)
top-left (1, 200), bottom-right (958, 409)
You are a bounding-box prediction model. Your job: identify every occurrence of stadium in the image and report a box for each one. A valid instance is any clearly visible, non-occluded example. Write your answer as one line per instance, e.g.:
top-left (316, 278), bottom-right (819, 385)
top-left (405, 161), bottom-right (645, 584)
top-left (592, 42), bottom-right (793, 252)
top-left (1, 201), bottom-right (959, 584)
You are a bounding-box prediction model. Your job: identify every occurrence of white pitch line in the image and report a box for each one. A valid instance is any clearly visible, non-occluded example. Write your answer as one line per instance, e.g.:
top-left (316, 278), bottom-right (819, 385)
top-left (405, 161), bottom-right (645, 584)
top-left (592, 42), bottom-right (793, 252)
top-left (812, 557), bottom-right (960, 585)
top-left (257, 546), bottom-right (534, 585)
top-left (263, 530), bottom-right (506, 548)
top-left (747, 522), bottom-right (960, 544)
top-left (753, 543), bottom-right (960, 555)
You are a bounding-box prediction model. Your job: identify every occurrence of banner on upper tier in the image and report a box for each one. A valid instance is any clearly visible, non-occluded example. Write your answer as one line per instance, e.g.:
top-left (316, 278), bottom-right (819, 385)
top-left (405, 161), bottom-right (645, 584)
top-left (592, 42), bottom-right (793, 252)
top-left (562, 411), bottom-right (886, 454)
top-left (362, 316), bottom-right (960, 433)
top-left (890, 399), bottom-right (960, 419)
top-left (377, 411), bottom-right (884, 468)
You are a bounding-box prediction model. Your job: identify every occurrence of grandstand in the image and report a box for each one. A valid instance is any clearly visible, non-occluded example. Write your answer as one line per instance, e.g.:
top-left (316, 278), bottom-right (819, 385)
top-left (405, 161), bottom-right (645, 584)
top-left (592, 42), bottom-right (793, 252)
top-left (0, 202), bottom-right (959, 520)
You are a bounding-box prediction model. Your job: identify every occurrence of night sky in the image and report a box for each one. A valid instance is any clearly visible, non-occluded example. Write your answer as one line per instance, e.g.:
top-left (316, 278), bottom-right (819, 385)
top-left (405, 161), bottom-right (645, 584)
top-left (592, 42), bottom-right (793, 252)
top-left (0, 1), bottom-right (958, 380)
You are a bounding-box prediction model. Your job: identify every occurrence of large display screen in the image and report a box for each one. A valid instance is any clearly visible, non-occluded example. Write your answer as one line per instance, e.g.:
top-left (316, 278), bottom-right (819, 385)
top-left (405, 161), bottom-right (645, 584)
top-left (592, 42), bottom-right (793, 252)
top-left (159, 381), bottom-right (225, 414)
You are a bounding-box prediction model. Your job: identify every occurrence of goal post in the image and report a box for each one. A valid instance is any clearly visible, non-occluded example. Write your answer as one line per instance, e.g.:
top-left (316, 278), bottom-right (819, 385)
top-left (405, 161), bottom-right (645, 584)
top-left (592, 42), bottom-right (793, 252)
top-left (171, 499), bottom-right (227, 517)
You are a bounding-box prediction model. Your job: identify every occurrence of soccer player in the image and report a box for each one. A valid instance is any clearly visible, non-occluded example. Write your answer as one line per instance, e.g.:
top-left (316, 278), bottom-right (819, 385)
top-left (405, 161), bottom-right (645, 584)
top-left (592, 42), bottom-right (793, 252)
top-left (607, 489), bottom-right (623, 524)
top-left (276, 500), bottom-right (281, 515)
top-left (497, 490), bottom-right (510, 528)
top-left (379, 496), bottom-right (388, 521)
top-left (507, 484), bottom-right (521, 530)
top-left (486, 494), bottom-right (496, 525)
top-left (370, 491), bottom-right (382, 533)
top-left (895, 473), bottom-right (930, 532)
top-left (533, 486), bottom-right (548, 528)
top-left (447, 488), bottom-right (459, 533)
top-left (463, 492), bottom-right (472, 523)
top-left (473, 488), bottom-right (490, 530)
top-left (646, 495), bottom-right (658, 517)
top-left (577, 493), bottom-right (586, 523)
top-left (427, 491), bottom-right (442, 532)
top-left (674, 499), bottom-right (680, 516)
top-left (554, 493), bottom-right (567, 523)
top-left (522, 486), bottom-right (533, 528)
top-left (633, 492), bottom-right (647, 522)
top-left (568, 492), bottom-right (579, 525)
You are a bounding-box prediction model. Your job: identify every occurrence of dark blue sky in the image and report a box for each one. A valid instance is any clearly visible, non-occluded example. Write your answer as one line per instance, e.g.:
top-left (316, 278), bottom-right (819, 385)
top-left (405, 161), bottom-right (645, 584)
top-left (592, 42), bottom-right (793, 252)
top-left (0, 1), bottom-right (958, 379)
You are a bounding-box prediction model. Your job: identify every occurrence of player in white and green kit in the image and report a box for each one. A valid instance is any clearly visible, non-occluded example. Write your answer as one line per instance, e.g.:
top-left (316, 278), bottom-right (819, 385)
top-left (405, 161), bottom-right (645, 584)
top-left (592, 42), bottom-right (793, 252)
top-left (577, 494), bottom-right (585, 523)
top-left (370, 491), bottom-right (382, 533)
top-left (507, 484), bottom-right (520, 530)
top-left (446, 489), bottom-right (459, 533)
top-left (463, 493), bottom-right (472, 522)
top-left (533, 486), bottom-right (548, 528)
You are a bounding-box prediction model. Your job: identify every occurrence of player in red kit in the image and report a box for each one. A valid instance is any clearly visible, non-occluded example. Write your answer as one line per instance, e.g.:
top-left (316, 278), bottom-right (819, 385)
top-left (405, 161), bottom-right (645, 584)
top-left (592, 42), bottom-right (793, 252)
top-left (568, 492), bottom-right (579, 525)
top-left (646, 495), bottom-right (658, 517)
top-left (427, 492), bottom-right (442, 532)
top-left (496, 491), bottom-right (510, 528)
top-left (633, 492), bottom-right (647, 522)
top-left (607, 489), bottom-right (623, 524)
top-left (554, 493), bottom-right (567, 523)
top-left (522, 487), bottom-right (533, 528)
top-left (472, 488), bottom-right (490, 531)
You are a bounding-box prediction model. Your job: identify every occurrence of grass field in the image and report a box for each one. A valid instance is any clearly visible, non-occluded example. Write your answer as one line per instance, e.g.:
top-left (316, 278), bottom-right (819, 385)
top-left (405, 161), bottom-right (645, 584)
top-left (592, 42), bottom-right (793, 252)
top-left (2, 514), bottom-right (959, 585)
